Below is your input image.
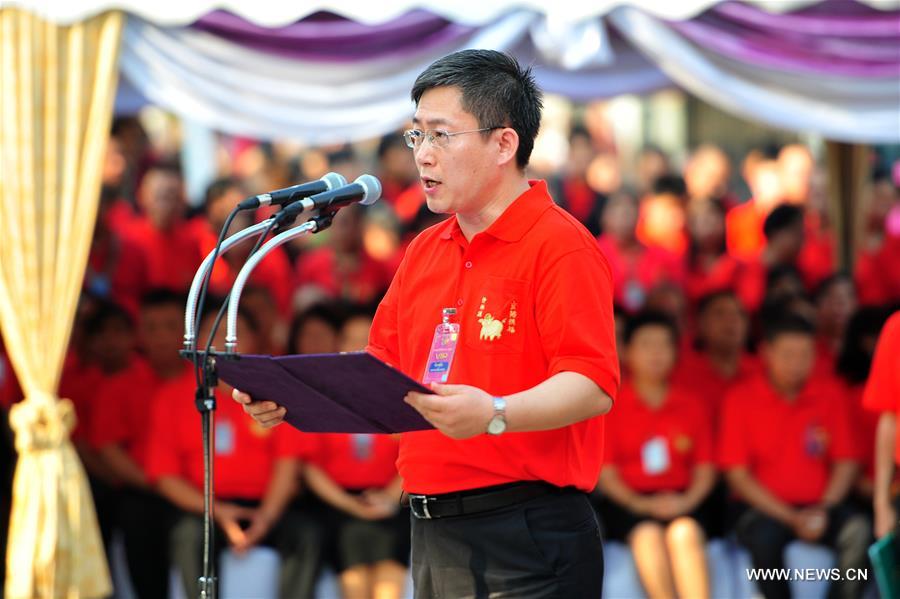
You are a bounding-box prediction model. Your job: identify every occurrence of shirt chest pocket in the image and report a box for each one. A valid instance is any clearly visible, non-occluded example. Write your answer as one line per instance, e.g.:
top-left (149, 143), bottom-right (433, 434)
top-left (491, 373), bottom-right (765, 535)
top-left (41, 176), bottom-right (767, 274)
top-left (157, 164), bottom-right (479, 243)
top-left (464, 276), bottom-right (529, 355)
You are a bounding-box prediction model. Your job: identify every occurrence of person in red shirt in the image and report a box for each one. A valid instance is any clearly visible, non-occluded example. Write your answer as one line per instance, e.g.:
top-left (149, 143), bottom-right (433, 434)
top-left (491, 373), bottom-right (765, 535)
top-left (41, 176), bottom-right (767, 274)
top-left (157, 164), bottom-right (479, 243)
top-left (719, 315), bottom-right (869, 599)
top-left (85, 185), bottom-right (150, 316)
top-left (287, 302), bottom-right (343, 356)
top-left (236, 50), bottom-right (619, 598)
top-left (295, 204), bottom-right (394, 306)
top-left (125, 163), bottom-right (203, 293)
top-left (855, 169), bottom-right (900, 306)
top-left (835, 307), bottom-right (894, 509)
top-left (636, 175), bottom-right (690, 257)
top-left (863, 310), bottom-right (900, 539)
top-left (88, 290), bottom-right (188, 599)
top-left (303, 305), bottom-right (409, 599)
top-left (60, 299), bottom-right (138, 560)
top-left (674, 291), bottom-right (758, 425)
top-left (685, 199), bottom-right (748, 306)
top-left (597, 191), bottom-right (685, 313)
top-left (147, 304), bottom-right (322, 599)
top-left (197, 177), bottom-right (295, 320)
top-left (812, 273), bottom-right (857, 381)
top-left (549, 126), bottom-right (605, 232)
top-left (598, 312), bottom-right (714, 599)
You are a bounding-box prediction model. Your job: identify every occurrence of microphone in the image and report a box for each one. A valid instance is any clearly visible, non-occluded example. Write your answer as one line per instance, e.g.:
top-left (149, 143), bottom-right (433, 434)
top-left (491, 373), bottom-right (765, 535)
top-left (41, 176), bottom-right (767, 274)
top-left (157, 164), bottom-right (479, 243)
top-left (237, 172), bottom-right (347, 210)
top-left (276, 174), bottom-right (382, 222)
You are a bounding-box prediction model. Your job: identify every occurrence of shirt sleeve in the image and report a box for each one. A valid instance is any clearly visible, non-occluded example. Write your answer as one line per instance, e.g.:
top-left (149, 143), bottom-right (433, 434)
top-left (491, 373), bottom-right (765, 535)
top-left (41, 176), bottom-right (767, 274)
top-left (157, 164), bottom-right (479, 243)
top-left (863, 312), bottom-right (900, 413)
top-left (366, 253), bottom-right (406, 368)
top-left (534, 246), bottom-right (620, 400)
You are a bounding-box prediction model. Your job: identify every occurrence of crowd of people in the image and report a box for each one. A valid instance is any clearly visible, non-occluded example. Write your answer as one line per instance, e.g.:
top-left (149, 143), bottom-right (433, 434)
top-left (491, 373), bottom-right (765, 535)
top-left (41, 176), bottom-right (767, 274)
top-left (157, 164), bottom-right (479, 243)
top-left (0, 114), bottom-right (898, 599)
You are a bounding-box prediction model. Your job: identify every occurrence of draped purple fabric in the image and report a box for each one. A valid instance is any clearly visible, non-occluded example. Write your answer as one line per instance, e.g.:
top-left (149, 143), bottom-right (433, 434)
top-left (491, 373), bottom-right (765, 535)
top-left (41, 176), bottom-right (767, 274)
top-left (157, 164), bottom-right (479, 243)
top-left (192, 9), bottom-right (474, 61)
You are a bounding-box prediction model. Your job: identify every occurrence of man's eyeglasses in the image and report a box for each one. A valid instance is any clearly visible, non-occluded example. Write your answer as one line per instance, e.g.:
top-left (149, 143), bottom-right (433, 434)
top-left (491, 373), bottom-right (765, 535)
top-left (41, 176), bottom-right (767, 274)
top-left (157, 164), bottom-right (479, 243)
top-left (403, 127), bottom-right (502, 150)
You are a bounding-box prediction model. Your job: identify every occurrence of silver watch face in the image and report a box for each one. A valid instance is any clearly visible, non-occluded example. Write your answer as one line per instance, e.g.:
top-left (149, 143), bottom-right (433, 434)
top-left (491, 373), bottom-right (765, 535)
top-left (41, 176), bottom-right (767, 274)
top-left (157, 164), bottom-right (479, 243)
top-left (487, 416), bottom-right (507, 435)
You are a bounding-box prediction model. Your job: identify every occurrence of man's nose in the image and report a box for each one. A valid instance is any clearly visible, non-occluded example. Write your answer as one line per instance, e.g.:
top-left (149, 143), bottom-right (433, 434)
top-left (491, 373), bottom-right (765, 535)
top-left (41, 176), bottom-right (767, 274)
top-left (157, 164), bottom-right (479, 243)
top-left (414, 142), bottom-right (435, 169)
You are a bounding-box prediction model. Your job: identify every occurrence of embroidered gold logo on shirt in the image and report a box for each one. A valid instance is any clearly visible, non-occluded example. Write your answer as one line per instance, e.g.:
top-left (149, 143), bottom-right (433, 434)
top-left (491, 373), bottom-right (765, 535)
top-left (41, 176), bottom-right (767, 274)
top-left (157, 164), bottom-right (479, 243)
top-left (479, 314), bottom-right (504, 341)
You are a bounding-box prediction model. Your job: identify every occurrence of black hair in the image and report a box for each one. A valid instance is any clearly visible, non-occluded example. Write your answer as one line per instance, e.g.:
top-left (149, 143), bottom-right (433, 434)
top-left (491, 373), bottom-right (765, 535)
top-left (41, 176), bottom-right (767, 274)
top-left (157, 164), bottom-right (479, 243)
top-left (83, 300), bottom-right (134, 338)
top-left (377, 132), bottom-right (408, 159)
top-left (813, 272), bottom-right (854, 305)
top-left (411, 49), bottom-right (542, 169)
top-left (197, 296), bottom-right (259, 335)
top-left (836, 307), bottom-right (890, 384)
top-left (140, 288), bottom-right (187, 311)
top-left (144, 159), bottom-right (182, 179)
top-left (696, 290), bottom-right (743, 316)
top-left (763, 204), bottom-right (804, 239)
top-left (287, 302), bottom-right (344, 353)
top-left (204, 176), bottom-right (244, 212)
top-left (651, 174), bottom-right (687, 197)
top-left (766, 263), bottom-right (804, 292)
top-left (624, 310), bottom-right (679, 345)
top-left (762, 312), bottom-right (815, 343)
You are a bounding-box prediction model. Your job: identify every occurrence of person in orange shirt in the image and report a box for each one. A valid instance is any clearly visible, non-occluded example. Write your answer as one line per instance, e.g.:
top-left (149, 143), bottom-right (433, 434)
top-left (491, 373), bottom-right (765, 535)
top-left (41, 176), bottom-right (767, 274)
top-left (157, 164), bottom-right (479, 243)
top-left (89, 289), bottom-right (188, 599)
top-left (863, 310), bottom-right (900, 539)
top-left (125, 163), bottom-right (203, 292)
top-left (147, 304), bottom-right (322, 599)
top-left (303, 305), bottom-right (409, 599)
top-left (598, 312), bottom-right (715, 599)
top-left (719, 314), bottom-right (869, 599)
top-left (235, 50), bottom-right (619, 598)
top-left (726, 159), bottom-right (784, 261)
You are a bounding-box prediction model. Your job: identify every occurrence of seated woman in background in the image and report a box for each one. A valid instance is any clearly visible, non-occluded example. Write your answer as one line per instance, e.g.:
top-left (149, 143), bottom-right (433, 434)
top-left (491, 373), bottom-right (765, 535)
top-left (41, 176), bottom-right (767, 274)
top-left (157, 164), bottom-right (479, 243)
top-left (599, 312), bottom-right (716, 599)
top-left (303, 304), bottom-right (410, 599)
top-left (597, 311), bottom-right (716, 599)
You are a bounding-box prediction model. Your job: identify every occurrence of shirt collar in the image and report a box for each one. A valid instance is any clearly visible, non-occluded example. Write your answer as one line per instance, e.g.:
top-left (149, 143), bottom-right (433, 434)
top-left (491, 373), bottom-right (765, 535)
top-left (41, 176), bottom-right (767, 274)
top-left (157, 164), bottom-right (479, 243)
top-left (439, 180), bottom-right (554, 243)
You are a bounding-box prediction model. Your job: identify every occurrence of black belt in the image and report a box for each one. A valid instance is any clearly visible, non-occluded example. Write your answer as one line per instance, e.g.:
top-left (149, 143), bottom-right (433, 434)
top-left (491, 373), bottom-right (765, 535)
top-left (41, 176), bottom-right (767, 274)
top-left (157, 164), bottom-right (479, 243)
top-left (408, 482), bottom-right (559, 520)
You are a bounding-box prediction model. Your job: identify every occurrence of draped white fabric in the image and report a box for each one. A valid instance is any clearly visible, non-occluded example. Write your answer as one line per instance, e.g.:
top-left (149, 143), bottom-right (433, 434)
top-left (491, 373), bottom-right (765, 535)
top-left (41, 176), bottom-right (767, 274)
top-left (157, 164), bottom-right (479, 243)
top-left (117, 7), bottom-right (899, 144)
top-left (609, 7), bottom-right (900, 143)
top-left (8, 0), bottom-right (897, 27)
top-left (118, 12), bottom-right (542, 143)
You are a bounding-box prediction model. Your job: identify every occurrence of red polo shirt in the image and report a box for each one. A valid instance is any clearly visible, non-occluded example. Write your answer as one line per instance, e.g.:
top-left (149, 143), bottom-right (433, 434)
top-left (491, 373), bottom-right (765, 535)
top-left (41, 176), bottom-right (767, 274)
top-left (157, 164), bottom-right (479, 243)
top-left (367, 180), bottom-right (620, 495)
top-left (145, 371), bottom-right (315, 499)
top-left (296, 246), bottom-right (395, 305)
top-left (719, 373), bottom-right (858, 505)
top-left (672, 350), bottom-right (760, 426)
top-left (596, 235), bottom-right (685, 313)
top-left (90, 358), bottom-right (189, 472)
top-left (602, 381), bottom-right (713, 493)
top-left (863, 312), bottom-right (900, 464)
top-left (307, 433), bottom-right (400, 490)
top-left (125, 218), bottom-right (203, 293)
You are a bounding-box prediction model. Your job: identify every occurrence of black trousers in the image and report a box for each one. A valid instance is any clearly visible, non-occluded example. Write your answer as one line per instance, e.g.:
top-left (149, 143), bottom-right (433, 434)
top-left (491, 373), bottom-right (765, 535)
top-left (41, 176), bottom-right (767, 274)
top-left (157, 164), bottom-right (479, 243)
top-left (734, 503), bottom-right (871, 599)
top-left (117, 488), bottom-right (175, 599)
top-left (411, 489), bottom-right (604, 599)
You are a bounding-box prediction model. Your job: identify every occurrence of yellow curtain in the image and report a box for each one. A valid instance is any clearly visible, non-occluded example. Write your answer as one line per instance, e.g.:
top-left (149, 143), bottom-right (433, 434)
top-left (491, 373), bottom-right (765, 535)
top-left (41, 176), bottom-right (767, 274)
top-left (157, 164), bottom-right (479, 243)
top-left (0, 8), bottom-right (123, 598)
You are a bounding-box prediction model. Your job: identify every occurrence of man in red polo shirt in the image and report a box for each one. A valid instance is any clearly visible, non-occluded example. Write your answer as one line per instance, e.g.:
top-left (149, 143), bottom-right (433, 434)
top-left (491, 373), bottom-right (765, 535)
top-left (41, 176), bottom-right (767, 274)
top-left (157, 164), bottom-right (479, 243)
top-left (235, 50), bottom-right (619, 598)
top-left (864, 311), bottom-right (900, 539)
top-left (89, 289), bottom-right (189, 599)
top-left (719, 314), bottom-right (869, 599)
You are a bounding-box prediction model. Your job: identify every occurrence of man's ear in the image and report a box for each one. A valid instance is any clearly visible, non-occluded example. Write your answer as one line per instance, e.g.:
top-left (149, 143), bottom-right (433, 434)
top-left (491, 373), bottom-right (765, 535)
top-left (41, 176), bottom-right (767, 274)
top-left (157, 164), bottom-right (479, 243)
top-left (495, 127), bottom-right (520, 168)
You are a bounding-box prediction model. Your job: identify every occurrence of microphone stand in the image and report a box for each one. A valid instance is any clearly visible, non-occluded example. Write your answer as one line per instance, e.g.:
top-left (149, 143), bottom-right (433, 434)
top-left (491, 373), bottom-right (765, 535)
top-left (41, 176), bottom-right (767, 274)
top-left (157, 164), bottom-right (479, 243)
top-left (181, 208), bottom-right (334, 599)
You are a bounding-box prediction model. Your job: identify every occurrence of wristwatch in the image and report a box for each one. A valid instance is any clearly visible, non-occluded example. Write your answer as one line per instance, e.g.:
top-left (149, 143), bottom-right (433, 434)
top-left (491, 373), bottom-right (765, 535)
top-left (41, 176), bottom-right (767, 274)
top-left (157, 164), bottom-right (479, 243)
top-left (486, 396), bottom-right (507, 435)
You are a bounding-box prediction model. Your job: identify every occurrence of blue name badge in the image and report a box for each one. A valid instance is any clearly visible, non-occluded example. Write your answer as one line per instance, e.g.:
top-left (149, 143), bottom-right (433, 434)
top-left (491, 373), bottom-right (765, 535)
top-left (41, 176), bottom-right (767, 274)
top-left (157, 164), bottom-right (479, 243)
top-left (428, 361), bottom-right (449, 373)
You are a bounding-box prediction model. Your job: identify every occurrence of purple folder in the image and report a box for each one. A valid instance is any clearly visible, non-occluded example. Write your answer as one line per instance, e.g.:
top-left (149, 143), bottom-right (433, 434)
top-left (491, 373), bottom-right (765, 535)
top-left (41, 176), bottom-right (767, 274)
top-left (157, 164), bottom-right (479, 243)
top-left (216, 351), bottom-right (434, 433)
